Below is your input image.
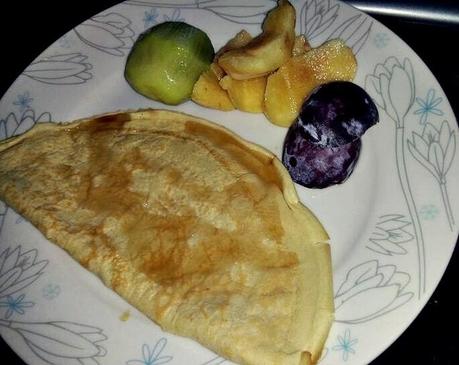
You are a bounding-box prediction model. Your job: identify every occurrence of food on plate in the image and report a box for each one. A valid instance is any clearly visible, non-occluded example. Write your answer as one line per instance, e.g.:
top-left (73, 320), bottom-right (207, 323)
top-left (0, 109), bottom-right (333, 365)
top-left (125, 21), bottom-right (214, 105)
top-left (124, 0), bottom-right (358, 130)
top-left (196, 34), bottom-right (356, 120)
top-left (215, 29), bottom-right (253, 58)
top-left (264, 39), bottom-right (357, 127)
top-left (283, 127), bottom-right (362, 188)
top-left (191, 30), bottom-right (255, 111)
top-left (297, 81), bottom-right (379, 147)
top-left (282, 81), bottom-right (379, 188)
top-left (292, 34), bottom-right (311, 56)
top-left (191, 63), bottom-right (235, 111)
top-left (219, 74), bottom-right (267, 113)
top-left (217, 0), bottom-right (295, 79)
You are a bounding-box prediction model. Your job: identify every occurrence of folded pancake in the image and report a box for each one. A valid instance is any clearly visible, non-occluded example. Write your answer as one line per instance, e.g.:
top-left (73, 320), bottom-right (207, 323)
top-left (0, 109), bottom-right (333, 365)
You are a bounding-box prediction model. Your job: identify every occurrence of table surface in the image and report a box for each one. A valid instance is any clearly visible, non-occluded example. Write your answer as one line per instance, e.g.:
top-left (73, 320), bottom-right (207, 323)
top-left (1, 1), bottom-right (458, 364)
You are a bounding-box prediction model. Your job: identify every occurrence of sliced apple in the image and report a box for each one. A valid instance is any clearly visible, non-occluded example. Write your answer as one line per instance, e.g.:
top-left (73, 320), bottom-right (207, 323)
top-left (217, 0), bottom-right (295, 80)
top-left (292, 35), bottom-right (311, 56)
top-left (191, 63), bottom-right (234, 111)
top-left (263, 57), bottom-right (316, 127)
top-left (216, 29), bottom-right (253, 58)
top-left (220, 75), bottom-right (267, 113)
top-left (264, 39), bottom-right (357, 127)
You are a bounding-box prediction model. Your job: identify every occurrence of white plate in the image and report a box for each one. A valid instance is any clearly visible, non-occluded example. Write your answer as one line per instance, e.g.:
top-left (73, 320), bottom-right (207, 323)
top-left (0, 1), bottom-right (458, 364)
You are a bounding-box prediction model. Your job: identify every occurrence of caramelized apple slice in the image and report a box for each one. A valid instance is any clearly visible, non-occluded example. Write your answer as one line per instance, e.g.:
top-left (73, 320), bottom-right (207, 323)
top-left (264, 58), bottom-right (315, 127)
top-left (192, 63), bottom-right (234, 111)
top-left (220, 75), bottom-right (267, 113)
top-left (306, 39), bottom-right (357, 83)
top-left (264, 39), bottom-right (357, 127)
top-left (217, 0), bottom-right (295, 80)
top-left (292, 35), bottom-right (311, 56)
top-left (216, 29), bottom-right (253, 58)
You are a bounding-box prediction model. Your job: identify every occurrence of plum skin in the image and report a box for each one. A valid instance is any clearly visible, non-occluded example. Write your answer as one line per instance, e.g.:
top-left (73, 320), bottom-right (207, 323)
top-left (298, 81), bottom-right (379, 147)
top-left (281, 81), bottom-right (378, 188)
top-left (282, 122), bottom-right (362, 188)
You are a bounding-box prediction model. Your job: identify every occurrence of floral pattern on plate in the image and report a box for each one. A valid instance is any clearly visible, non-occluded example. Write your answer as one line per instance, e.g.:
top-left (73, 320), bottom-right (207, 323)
top-left (0, 1), bottom-right (457, 364)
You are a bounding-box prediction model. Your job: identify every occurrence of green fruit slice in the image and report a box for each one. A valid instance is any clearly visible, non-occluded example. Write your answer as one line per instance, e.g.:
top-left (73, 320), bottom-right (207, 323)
top-left (125, 22), bottom-right (214, 105)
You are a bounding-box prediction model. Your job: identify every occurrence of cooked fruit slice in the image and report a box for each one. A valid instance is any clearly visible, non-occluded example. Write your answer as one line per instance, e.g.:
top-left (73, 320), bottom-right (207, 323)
top-left (292, 35), bottom-right (311, 56)
top-left (216, 29), bottom-right (253, 58)
top-left (192, 63), bottom-right (234, 111)
top-left (210, 62), bottom-right (226, 80)
top-left (217, 0), bottom-right (295, 80)
top-left (304, 39), bottom-right (357, 83)
top-left (264, 39), bottom-right (357, 127)
top-left (220, 75), bottom-right (267, 113)
top-left (192, 30), bottom-right (254, 111)
top-left (264, 56), bottom-right (316, 128)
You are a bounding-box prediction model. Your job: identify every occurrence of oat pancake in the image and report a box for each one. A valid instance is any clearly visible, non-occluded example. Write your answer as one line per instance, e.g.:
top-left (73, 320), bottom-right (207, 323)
top-left (0, 109), bottom-right (333, 365)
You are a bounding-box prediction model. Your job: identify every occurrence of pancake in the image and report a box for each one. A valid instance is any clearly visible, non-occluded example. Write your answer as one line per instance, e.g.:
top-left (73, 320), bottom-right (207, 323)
top-left (0, 109), bottom-right (333, 365)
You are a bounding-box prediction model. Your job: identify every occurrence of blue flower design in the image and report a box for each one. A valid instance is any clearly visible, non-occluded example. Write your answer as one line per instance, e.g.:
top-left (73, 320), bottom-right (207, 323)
top-left (127, 338), bottom-right (173, 365)
top-left (42, 283), bottom-right (61, 300)
top-left (13, 92), bottom-right (33, 112)
top-left (373, 32), bottom-right (390, 48)
top-left (419, 204), bottom-right (439, 220)
top-left (0, 294), bottom-right (34, 319)
top-left (332, 329), bottom-right (357, 361)
top-left (414, 89), bottom-right (444, 125)
top-left (143, 8), bottom-right (159, 28)
top-left (163, 9), bottom-right (185, 22)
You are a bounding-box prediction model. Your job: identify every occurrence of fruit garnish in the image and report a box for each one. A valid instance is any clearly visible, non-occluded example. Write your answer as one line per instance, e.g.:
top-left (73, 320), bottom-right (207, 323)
top-left (298, 81), bottom-right (379, 147)
top-left (264, 40), bottom-right (357, 127)
top-left (125, 21), bottom-right (214, 105)
top-left (217, 0), bottom-right (295, 80)
top-left (282, 81), bottom-right (378, 188)
top-left (283, 122), bottom-right (361, 188)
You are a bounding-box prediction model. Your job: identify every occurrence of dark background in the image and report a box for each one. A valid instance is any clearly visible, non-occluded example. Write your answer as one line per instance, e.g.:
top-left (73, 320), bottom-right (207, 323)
top-left (1, 1), bottom-right (458, 364)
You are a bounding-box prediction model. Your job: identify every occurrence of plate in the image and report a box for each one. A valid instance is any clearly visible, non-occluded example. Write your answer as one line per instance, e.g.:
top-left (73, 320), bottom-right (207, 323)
top-left (0, 1), bottom-right (457, 364)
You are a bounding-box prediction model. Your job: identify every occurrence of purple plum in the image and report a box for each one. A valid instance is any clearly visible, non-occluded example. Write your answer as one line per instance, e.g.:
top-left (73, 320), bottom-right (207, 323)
top-left (282, 121), bottom-right (362, 188)
top-left (299, 81), bottom-right (378, 147)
